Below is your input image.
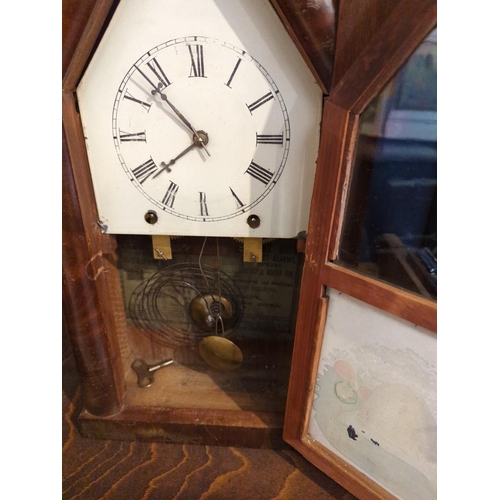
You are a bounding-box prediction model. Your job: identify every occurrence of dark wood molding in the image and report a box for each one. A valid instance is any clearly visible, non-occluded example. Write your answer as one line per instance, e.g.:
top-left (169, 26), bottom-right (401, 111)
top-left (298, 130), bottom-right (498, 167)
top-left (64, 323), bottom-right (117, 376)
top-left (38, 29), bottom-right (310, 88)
top-left (283, 100), bottom-right (350, 442)
top-left (78, 406), bottom-right (287, 448)
top-left (270, 0), bottom-right (337, 94)
top-left (62, 120), bottom-right (123, 417)
top-left (62, 0), bottom-right (100, 79)
top-left (329, 0), bottom-right (437, 113)
top-left (331, 0), bottom-right (399, 89)
top-left (328, 111), bottom-right (359, 259)
top-left (63, 0), bottom-right (117, 91)
top-left (299, 295), bottom-right (329, 438)
top-left (62, 0), bottom-right (126, 417)
top-left (321, 263), bottom-right (437, 332)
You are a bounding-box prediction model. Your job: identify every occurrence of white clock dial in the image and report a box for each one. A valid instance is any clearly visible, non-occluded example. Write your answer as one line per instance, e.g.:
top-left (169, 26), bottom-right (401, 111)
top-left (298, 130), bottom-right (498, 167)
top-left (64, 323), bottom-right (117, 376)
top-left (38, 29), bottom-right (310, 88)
top-left (77, 0), bottom-right (322, 238)
top-left (113, 37), bottom-right (290, 222)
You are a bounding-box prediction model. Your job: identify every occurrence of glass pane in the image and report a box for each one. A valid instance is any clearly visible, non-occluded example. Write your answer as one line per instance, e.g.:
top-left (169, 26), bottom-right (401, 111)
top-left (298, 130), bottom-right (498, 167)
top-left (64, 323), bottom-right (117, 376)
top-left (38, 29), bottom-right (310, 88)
top-left (337, 28), bottom-right (437, 300)
top-left (115, 235), bottom-right (301, 412)
top-left (308, 288), bottom-right (437, 499)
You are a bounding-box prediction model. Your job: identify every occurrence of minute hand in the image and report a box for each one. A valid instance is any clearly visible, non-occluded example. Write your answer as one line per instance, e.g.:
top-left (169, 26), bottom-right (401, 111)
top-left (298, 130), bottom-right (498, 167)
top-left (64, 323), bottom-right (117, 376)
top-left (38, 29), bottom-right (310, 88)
top-left (151, 84), bottom-right (211, 157)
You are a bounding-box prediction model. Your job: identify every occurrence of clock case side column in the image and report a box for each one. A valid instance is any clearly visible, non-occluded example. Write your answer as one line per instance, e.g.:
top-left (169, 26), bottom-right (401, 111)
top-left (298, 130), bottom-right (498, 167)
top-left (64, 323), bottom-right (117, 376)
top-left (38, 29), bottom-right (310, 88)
top-left (63, 0), bottom-right (126, 418)
top-left (62, 126), bottom-right (122, 416)
top-left (63, 91), bottom-right (126, 417)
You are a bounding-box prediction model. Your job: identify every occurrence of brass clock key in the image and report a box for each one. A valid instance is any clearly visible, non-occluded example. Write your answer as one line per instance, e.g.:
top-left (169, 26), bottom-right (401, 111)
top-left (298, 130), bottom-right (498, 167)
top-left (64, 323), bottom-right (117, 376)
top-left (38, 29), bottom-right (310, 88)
top-left (131, 358), bottom-right (174, 388)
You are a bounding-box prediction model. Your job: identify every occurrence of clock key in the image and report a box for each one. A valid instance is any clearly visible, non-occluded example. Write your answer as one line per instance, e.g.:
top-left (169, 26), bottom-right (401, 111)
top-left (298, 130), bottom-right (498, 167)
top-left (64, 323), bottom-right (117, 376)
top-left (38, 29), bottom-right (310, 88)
top-left (131, 358), bottom-right (174, 388)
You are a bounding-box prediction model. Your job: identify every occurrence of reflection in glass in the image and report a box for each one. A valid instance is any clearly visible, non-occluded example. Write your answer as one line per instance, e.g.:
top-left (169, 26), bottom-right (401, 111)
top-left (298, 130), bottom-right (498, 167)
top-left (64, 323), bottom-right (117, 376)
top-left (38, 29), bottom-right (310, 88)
top-left (337, 28), bottom-right (437, 300)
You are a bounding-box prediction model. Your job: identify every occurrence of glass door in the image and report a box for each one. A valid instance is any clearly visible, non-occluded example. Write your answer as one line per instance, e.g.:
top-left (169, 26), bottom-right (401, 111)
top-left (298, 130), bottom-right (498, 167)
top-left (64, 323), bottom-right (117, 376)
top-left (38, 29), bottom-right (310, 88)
top-left (284, 2), bottom-right (437, 498)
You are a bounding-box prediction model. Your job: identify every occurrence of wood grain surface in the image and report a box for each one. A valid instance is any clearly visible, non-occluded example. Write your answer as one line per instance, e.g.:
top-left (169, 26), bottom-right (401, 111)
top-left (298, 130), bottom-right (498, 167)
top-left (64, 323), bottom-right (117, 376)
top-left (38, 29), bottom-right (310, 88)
top-left (63, 328), bottom-right (355, 500)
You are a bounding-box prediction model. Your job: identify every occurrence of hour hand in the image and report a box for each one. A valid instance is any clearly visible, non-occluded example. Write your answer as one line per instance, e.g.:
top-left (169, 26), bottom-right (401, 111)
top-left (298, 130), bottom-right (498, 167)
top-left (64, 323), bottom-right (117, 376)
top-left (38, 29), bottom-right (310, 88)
top-left (153, 130), bottom-right (210, 178)
top-left (153, 143), bottom-right (196, 178)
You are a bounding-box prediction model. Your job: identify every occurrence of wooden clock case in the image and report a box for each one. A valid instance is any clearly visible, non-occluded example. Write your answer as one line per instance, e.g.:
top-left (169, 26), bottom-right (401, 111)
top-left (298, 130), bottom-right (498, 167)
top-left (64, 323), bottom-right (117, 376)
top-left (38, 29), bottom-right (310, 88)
top-left (63, 0), bottom-right (436, 496)
top-left (63, 0), bottom-right (336, 448)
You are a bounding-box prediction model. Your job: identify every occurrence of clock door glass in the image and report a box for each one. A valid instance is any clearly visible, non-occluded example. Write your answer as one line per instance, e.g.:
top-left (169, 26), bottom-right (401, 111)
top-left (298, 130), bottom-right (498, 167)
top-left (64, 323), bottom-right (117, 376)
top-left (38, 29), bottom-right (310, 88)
top-left (336, 28), bottom-right (437, 299)
top-left (116, 235), bottom-right (302, 416)
top-left (308, 289), bottom-right (437, 499)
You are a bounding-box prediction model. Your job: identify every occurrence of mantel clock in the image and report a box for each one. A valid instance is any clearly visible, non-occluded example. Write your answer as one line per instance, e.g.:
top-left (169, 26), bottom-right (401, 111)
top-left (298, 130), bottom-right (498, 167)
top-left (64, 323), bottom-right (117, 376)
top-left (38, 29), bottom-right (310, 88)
top-left (63, 1), bottom-right (437, 499)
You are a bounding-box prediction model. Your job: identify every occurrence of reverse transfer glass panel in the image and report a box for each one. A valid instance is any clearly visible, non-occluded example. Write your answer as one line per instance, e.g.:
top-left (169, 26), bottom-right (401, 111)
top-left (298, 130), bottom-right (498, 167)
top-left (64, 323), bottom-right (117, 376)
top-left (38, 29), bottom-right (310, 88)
top-left (337, 28), bottom-right (437, 300)
top-left (308, 288), bottom-right (437, 500)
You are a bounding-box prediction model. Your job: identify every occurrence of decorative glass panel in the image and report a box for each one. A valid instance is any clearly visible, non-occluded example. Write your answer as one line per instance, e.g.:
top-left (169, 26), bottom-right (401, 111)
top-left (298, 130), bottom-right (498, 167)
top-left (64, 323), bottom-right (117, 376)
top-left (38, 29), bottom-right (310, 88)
top-left (308, 288), bottom-right (437, 500)
top-left (337, 28), bottom-right (437, 300)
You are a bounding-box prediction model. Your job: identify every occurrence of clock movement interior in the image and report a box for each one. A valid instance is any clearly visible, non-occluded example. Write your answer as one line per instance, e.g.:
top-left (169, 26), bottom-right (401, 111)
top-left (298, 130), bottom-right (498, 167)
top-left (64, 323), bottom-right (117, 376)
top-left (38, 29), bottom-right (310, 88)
top-left (114, 235), bottom-right (302, 414)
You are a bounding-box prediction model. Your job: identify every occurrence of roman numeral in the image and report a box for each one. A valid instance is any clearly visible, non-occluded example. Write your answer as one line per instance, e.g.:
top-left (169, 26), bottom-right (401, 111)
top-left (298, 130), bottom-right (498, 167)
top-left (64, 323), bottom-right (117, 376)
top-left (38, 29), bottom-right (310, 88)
top-left (162, 181), bottom-right (179, 208)
top-left (199, 192), bottom-right (209, 216)
top-left (132, 158), bottom-right (157, 184)
top-left (245, 161), bottom-right (274, 185)
top-left (225, 58), bottom-right (242, 88)
top-left (247, 92), bottom-right (274, 113)
top-left (188, 45), bottom-right (205, 78)
top-left (146, 58), bottom-right (171, 88)
top-left (119, 130), bottom-right (146, 142)
top-left (135, 57), bottom-right (171, 89)
top-left (256, 134), bottom-right (283, 145)
top-left (230, 187), bottom-right (244, 208)
top-left (123, 90), bottom-right (152, 111)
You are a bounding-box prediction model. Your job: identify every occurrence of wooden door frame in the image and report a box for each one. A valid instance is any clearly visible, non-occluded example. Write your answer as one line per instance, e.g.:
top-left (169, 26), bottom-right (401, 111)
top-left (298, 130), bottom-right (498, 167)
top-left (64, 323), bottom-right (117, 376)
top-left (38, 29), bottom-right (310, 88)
top-left (283, 0), bottom-right (437, 497)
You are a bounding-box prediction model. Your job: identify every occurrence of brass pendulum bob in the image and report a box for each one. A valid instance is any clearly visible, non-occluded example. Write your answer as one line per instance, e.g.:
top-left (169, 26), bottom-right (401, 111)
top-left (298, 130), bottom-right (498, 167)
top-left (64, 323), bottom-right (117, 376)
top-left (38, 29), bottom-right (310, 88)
top-left (189, 294), bottom-right (243, 371)
top-left (198, 336), bottom-right (243, 371)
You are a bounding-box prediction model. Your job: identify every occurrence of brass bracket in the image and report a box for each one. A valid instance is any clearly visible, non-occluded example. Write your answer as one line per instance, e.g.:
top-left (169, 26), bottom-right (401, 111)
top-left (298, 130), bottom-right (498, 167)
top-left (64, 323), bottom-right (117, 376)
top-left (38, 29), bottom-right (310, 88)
top-left (243, 237), bottom-right (263, 263)
top-left (152, 235), bottom-right (173, 260)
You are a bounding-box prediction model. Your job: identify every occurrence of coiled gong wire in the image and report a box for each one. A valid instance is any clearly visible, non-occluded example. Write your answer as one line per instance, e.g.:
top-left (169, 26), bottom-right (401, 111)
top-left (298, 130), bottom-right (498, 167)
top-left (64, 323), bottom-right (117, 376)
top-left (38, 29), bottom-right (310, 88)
top-left (128, 241), bottom-right (243, 347)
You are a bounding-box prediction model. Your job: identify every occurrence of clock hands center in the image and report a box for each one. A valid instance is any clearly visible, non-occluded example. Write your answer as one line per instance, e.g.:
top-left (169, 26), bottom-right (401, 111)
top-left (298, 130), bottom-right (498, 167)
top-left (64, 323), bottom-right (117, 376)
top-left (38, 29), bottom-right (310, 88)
top-left (153, 130), bottom-right (209, 178)
top-left (151, 82), bottom-right (211, 157)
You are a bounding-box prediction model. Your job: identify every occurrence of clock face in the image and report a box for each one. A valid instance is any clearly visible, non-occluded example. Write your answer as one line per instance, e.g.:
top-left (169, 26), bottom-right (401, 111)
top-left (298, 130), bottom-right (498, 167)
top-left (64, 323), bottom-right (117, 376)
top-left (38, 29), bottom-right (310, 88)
top-left (77, 0), bottom-right (322, 238)
top-left (113, 36), bottom-right (290, 222)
